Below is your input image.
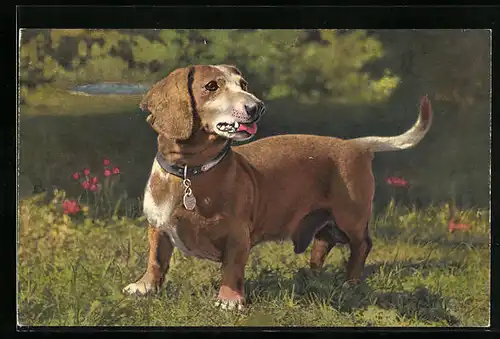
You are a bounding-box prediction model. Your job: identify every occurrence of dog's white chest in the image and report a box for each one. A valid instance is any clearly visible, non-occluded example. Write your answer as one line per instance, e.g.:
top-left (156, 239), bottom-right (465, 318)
top-left (142, 163), bottom-right (174, 229)
top-left (142, 160), bottom-right (194, 256)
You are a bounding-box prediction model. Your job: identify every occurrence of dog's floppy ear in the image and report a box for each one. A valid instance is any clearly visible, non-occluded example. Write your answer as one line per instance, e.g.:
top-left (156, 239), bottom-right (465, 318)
top-left (140, 67), bottom-right (194, 140)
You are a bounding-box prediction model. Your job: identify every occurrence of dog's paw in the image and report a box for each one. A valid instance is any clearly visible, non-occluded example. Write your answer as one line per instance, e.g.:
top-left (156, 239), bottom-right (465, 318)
top-left (122, 281), bottom-right (156, 296)
top-left (343, 278), bottom-right (361, 288)
top-left (214, 298), bottom-right (245, 311)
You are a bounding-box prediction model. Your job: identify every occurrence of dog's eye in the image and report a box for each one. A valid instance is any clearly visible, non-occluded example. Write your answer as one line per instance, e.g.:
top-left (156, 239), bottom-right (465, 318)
top-left (205, 81), bottom-right (219, 92)
top-left (240, 79), bottom-right (248, 91)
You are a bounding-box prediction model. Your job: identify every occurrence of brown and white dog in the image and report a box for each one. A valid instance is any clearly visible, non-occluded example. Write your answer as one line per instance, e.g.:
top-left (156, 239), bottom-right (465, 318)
top-left (123, 64), bottom-right (432, 310)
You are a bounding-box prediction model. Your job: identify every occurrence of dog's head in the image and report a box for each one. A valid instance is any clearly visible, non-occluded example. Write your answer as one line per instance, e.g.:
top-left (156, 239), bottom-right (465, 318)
top-left (141, 64), bottom-right (265, 142)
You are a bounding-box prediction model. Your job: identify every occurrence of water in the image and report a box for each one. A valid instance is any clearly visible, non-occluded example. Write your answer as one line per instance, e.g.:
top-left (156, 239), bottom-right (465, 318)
top-left (70, 83), bottom-right (150, 95)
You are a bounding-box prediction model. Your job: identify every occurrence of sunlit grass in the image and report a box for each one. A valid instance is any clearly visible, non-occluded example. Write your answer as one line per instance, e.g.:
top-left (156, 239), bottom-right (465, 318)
top-left (17, 195), bottom-right (490, 327)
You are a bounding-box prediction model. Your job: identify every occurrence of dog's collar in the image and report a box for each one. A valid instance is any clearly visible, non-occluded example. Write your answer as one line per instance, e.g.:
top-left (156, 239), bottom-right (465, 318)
top-left (155, 142), bottom-right (232, 178)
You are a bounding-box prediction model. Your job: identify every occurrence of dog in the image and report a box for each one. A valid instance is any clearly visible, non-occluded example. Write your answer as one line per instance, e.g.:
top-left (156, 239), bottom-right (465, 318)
top-left (123, 64), bottom-right (432, 310)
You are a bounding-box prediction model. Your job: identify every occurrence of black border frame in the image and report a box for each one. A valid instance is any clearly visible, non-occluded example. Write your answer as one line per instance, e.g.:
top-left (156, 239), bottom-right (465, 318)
top-left (5, 5), bottom-right (499, 337)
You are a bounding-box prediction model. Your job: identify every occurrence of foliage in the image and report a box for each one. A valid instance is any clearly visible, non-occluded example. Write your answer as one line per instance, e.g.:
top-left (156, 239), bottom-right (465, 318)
top-left (17, 198), bottom-right (489, 326)
top-left (374, 29), bottom-right (490, 110)
top-left (19, 29), bottom-right (151, 88)
top-left (19, 29), bottom-right (399, 105)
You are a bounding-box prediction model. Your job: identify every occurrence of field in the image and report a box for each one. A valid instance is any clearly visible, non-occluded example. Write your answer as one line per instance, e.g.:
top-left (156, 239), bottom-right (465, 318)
top-left (17, 194), bottom-right (490, 327)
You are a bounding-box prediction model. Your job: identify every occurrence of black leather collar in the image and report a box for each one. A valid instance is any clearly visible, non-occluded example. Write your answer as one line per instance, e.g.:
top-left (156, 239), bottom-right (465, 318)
top-left (155, 142), bottom-right (232, 178)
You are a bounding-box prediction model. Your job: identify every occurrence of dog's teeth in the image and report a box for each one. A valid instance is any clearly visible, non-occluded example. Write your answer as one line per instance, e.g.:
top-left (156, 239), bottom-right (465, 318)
top-left (217, 122), bottom-right (239, 134)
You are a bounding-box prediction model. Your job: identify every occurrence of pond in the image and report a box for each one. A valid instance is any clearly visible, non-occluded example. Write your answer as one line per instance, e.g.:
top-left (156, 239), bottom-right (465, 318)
top-left (69, 83), bottom-right (150, 96)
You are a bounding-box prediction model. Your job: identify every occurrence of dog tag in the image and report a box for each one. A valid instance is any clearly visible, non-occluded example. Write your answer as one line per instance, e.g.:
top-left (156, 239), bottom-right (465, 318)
top-left (182, 167), bottom-right (196, 210)
top-left (183, 192), bottom-right (197, 210)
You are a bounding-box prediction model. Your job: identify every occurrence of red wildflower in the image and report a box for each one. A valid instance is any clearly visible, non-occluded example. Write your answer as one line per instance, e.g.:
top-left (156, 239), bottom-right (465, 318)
top-left (112, 167), bottom-right (120, 175)
top-left (448, 219), bottom-right (470, 233)
top-left (83, 168), bottom-right (91, 176)
top-left (91, 176), bottom-right (99, 184)
top-left (89, 184), bottom-right (98, 191)
top-left (62, 199), bottom-right (80, 215)
top-left (104, 169), bottom-right (112, 177)
top-left (103, 158), bottom-right (111, 166)
top-left (82, 181), bottom-right (91, 190)
top-left (385, 176), bottom-right (409, 188)
top-left (72, 172), bottom-right (80, 180)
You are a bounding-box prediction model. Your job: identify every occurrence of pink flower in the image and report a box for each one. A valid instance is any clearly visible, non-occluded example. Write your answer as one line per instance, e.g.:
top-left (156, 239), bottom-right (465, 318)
top-left (385, 176), bottom-right (409, 188)
top-left (91, 176), bottom-right (99, 184)
top-left (89, 184), bottom-right (98, 191)
top-left (62, 199), bottom-right (80, 215)
top-left (104, 169), bottom-right (112, 177)
top-left (83, 168), bottom-right (91, 176)
top-left (103, 158), bottom-right (111, 166)
top-left (72, 172), bottom-right (80, 180)
top-left (112, 167), bottom-right (120, 175)
top-left (82, 181), bottom-right (91, 190)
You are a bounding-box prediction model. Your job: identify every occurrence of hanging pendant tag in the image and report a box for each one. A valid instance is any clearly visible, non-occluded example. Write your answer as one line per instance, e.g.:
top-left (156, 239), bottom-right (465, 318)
top-left (183, 190), bottom-right (197, 210)
top-left (182, 181), bottom-right (197, 210)
top-left (182, 166), bottom-right (196, 210)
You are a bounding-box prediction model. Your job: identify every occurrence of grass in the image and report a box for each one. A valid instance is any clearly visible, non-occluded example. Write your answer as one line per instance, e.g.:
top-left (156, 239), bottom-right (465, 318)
top-left (17, 194), bottom-right (490, 327)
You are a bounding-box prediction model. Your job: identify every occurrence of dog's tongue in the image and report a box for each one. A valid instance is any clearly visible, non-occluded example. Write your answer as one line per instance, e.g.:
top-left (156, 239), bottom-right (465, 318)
top-left (237, 123), bottom-right (257, 135)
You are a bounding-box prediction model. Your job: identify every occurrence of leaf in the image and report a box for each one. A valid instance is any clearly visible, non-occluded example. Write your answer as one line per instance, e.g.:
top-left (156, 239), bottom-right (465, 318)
top-left (77, 40), bottom-right (88, 58)
top-left (90, 43), bottom-right (104, 58)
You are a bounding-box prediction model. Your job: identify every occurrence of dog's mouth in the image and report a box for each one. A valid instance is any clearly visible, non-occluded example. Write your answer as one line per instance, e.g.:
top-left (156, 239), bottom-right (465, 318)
top-left (216, 121), bottom-right (258, 137)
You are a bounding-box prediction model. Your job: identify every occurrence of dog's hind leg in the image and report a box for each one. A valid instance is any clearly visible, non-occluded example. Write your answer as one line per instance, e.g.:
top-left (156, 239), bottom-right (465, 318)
top-left (309, 223), bottom-right (336, 270)
top-left (344, 224), bottom-right (372, 283)
top-left (292, 209), bottom-right (333, 255)
top-left (309, 217), bottom-right (350, 270)
top-left (123, 225), bottom-right (174, 296)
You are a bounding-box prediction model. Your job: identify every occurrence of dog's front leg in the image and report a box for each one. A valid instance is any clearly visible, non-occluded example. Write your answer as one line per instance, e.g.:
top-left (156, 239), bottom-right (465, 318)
top-left (123, 225), bottom-right (174, 296)
top-left (215, 235), bottom-right (250, 311)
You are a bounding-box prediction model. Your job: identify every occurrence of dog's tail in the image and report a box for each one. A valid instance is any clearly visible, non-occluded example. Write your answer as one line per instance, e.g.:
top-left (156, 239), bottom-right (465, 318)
top-left (352, 95), bottom-right (433, 153)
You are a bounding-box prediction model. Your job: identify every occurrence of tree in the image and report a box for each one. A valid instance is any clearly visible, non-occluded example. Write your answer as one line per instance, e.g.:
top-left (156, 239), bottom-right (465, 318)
top-left (20, 29), bottom-right (399, 105)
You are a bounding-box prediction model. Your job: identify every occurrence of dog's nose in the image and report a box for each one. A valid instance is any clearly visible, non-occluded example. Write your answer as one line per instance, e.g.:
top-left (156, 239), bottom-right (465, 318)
top-left (245, 102), bottom-right (266, 120)
top-left (245, 104), bottom-right (259, 120)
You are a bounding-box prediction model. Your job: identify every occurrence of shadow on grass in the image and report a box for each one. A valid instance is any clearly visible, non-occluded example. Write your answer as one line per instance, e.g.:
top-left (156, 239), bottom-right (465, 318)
top-left (245, 259), bottom-right (462, 326)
